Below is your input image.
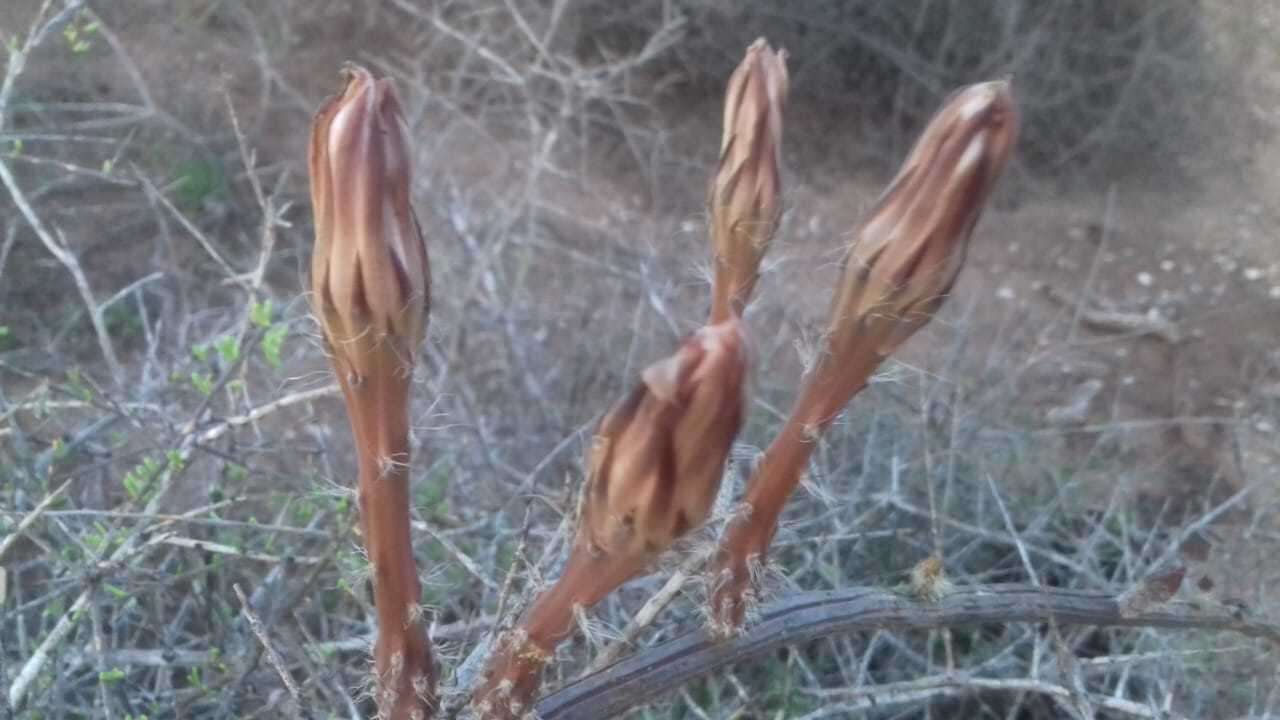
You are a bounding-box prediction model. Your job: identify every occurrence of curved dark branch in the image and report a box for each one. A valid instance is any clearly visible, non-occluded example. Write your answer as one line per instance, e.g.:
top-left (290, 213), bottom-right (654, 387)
top-left (537, 583), bottom-right (1280, 720)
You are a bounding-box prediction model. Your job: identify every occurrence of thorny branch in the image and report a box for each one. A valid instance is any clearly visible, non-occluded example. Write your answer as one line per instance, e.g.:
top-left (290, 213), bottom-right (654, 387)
top-left (538, 583), bottom-right (1280, 720)
top-left (233, 584), bottom-right (308, 717)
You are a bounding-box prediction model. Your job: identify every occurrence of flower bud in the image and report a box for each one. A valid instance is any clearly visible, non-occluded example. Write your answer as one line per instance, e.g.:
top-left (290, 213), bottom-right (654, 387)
top-left (310, 64), bottom-right (430, 373)
top-left (584, 319), bottom-right (747, 562)
top-left (827, 80), bottom-right (1017, 363)
top-left (308, 64), bottom-right (435, 718)
top-left (472, 321), bottom-right (748, 716)
top-left (708, 39), bottom-right (788, 323)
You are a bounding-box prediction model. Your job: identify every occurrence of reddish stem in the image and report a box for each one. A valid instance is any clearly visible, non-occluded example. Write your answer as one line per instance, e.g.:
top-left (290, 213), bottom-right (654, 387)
top-left (473, 541), bottom-right (644, 719)
top-left (710, 346), bottom-right (882, 630)
top-left (337, 349), bottom-right (436, 718)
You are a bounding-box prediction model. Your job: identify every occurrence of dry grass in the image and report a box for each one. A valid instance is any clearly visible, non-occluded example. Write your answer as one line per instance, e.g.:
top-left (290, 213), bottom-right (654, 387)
top-left (1, 2), bottom-right (1277, 719)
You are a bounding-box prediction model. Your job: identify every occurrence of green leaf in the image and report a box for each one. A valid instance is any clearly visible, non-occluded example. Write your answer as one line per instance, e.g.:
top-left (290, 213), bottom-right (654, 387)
top-left (261, 324), bottom-right (287, 369)
top-left (98, 668), bottom-right (126, 684)
top-left (190, 371), bottom-right (214, 397)
top-left (250, 299), bottom-right (273, 329)
top-left (122, 456), bottom-right (161, 502)
top-left (166, 450), bottom-right (185, 473)
top-left (214, 335), bottom-right (239, 365)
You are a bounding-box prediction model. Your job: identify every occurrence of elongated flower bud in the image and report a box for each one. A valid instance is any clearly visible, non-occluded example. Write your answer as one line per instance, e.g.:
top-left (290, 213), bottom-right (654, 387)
top-left (829, 80), bottom-right (1017, 362)
top-left (311, 63), bottom-right (430, 371)
top-left (473, 321), bottom-right (747, 718)
top-left (584, 319), bottom-right (747, 563)
top-left (708, 39), bottom-right (788, 324)
top-left (309, 64), bottom-right (435, 719)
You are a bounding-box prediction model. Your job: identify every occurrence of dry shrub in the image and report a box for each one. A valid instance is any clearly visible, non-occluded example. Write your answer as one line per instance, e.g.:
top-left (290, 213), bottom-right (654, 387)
top-left (565, 0), bottom-right (1211, 179)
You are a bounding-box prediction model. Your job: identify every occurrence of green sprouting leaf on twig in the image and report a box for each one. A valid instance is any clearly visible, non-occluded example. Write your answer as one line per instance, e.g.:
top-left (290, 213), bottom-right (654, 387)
top-left (62, 14), bottom-right (96, 55)
top-left (250, 299), bottom-right (273, 329)
top-left (190, 371), bottom-right (214, 397)
top-left (261, 324), bottom-right (287, 369)
top-left (84, 522), bottom-right (115, 553)
top-left (66, 367), bottom-right (93, 402)
top-left (50, 437), bottom-right (70, 462)
top-left (167, 450), bottom-right (185, 474)
top-left (123, 456), bottom-right (162, 502)
top-left (98, 668), bottom-right (126, 684)
top-left (214, 335), bottom-right (239, 365)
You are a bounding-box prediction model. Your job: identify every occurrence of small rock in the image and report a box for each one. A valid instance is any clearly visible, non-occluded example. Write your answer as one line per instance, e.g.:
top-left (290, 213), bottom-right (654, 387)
top-left (1046, 379), bottom-right (1104, 426)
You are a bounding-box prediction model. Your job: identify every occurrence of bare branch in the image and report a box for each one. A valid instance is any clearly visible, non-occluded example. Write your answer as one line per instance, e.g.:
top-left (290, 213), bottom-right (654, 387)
top-left (0, 479), bottom-right (70, 563)
top-left (233, 584), bottom-right (307, 717)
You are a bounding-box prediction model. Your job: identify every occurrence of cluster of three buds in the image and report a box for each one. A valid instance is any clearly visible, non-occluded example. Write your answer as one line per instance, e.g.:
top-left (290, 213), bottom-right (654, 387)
top-left (554, 43), bottom-right (1022, 633)
top-left (471, 40), bottom-right (1018, 718)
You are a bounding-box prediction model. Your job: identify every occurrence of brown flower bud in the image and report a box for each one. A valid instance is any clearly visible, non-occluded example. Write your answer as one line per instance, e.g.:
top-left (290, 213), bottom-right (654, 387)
top-left (308, 64), bottom-right (435, 718)
top-left (828, 80), bottom-right (1017, 363)
top-left (310, 63), bottom-right (430, 372)
top-left (708, 39), bottom-right (788, 323)
top-left (585, 319), bottom-right (747, 564)
top-left (473, 321), bottom-right (748, 717)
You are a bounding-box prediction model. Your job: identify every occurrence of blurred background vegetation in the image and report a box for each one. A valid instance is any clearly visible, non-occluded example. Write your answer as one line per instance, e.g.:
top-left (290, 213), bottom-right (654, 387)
top-left (1, 1), bottom-right (1277, 718)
